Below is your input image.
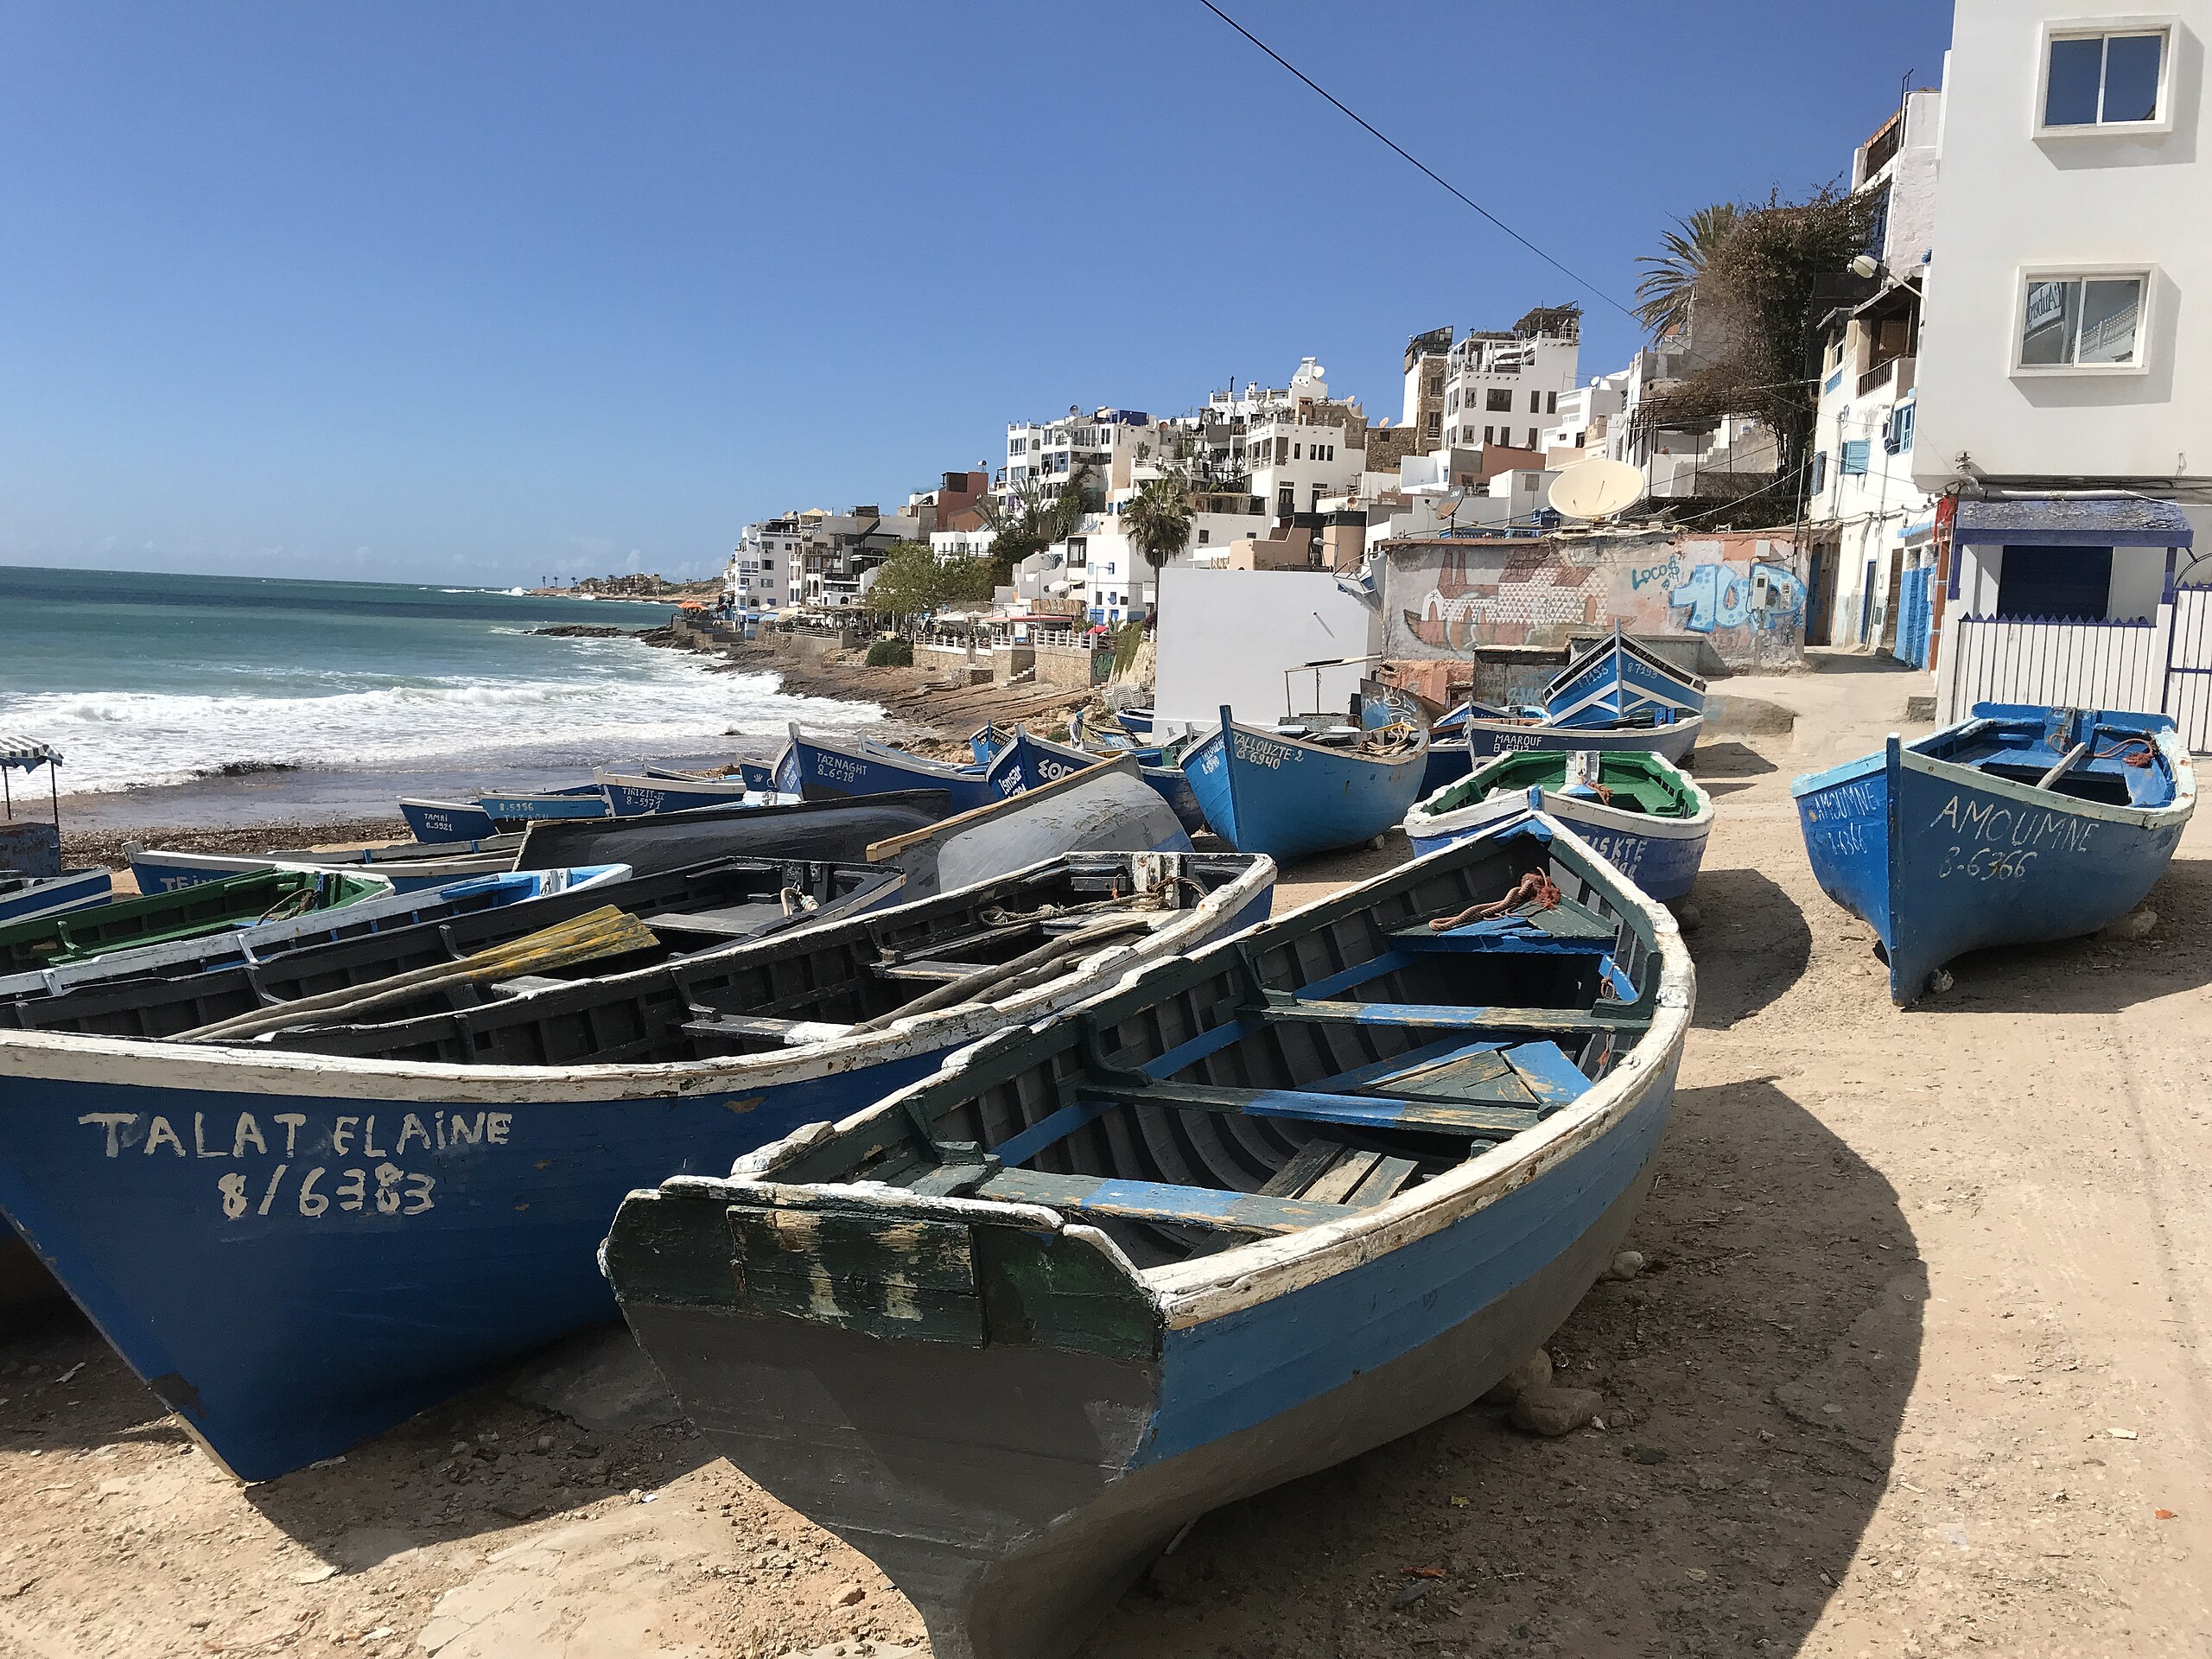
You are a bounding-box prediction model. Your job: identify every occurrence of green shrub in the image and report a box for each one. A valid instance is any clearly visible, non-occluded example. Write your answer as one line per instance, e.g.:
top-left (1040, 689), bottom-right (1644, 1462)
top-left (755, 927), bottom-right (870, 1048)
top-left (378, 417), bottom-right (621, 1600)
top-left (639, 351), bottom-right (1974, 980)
top-left (865, 638), bottom-right (912, 668)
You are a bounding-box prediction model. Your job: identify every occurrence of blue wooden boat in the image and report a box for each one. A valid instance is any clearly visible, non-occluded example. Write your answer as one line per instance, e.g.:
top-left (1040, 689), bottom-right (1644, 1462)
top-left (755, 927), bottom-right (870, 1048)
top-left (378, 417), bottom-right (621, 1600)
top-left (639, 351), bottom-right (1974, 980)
top-left (398, 798), bottom-right (499, 843)
top-left (595, 772), bottom-right (784, 817)
top-left (989, 725), bottom-right (1207, 836)
top-left (644, 760), bottom-right (776, 792)
top-left (1182, 706), bottom-right (1428, 864)
top-left (0, 865), bottom-right (629, 1003)
top-left (0, 850), bottom-right (1273, 1481)
top-left (1407, 748), bottom-right (1713, 901)
top-left (475, 785), bottom-right (612, 823)
top-left (1456, 705), bottom-right (1701, 765)
top-left (605, 808), bottom-right (1689, 1659)
top-left (0, 868), bottom-right (113, 929)
top-left (1794, 703), bottom-right (2195, 1006)
top-left (1543, 626), bottom-right (1707, 728)
top-left (131, 834), bottom-right (524, 896)
top-left (776, 727), bottom-right (997, 814)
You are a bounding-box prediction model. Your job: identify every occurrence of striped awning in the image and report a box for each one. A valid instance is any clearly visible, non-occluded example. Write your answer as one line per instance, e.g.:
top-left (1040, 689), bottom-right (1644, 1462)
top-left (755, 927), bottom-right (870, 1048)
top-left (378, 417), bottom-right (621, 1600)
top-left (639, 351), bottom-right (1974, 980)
top-left (0, 736), bottom-right (62, 772)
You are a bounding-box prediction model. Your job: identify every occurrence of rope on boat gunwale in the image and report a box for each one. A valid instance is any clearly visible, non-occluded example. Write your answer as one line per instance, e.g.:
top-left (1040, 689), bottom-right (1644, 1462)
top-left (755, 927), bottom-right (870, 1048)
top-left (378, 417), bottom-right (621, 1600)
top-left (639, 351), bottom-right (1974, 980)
top-left (2092, 738), bottom-right (2157, 769)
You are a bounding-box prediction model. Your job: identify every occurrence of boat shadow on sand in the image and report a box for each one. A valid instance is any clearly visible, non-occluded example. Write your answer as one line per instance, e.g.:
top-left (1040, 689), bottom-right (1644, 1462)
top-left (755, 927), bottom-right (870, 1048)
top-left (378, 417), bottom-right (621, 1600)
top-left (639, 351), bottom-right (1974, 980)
top-left (1684, 867), bottom-right (1815, 1030)
top-left (1898, 854), bottom-right (2212, 1016)
top-left (1081, 1075), bottom-right (1926, 1658)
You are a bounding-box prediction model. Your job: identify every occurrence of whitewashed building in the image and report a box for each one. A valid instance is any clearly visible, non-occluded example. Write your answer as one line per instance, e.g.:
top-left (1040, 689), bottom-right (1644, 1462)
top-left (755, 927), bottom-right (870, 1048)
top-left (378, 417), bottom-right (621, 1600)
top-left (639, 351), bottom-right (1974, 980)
top-left (727, 514), bottom-right (810, 612)
top-left (1911, 0), bottom-right (2211, 741)
top-left (1803, 87), bottom-right (1943, 657)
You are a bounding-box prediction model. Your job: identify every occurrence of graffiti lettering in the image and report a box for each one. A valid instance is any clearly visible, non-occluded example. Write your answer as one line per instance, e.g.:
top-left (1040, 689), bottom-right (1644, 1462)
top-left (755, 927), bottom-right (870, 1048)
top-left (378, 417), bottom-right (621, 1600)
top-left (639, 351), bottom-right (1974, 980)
top-left (1627, 558), bottom-right (1681, 592)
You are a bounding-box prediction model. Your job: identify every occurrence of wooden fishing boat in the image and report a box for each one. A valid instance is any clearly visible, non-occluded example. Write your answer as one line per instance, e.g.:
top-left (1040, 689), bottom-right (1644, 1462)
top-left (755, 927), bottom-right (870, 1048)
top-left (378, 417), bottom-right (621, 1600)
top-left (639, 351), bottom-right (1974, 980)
top-left (1794, 703), bottom-right (2195, 1005)
top-left (130, 832), bottom-right (526, 896)
top-left (595, 772), bottom-right (785, 817)
top-left (1455, 705), bottom-right (1701, 765)
top-left (0, 865), bottom-right (630, 1003)
top-left (515, 790), bottom-right (952, 879)
top-left (0, 868), bottom-right (113, 929)
top-left (776, 728), bottom-right (1001, 814)
top-left (644, 760), bottom-right (776, 792)
top-left (475, 786), bottom-right (612, 823)
top-left (867, 758), bottom-right (1193, 899)
top-left (397, 798), bottom-right (499, 843)
top-left (605, 809), bottom-right (1689, 1659)
top-left (1025, 723), bottom-right (1207, 835)
top-left (1407, 748), bottom-right (1713, 901)
top-left (1543, 626), bottom-right (1707, 728)
top-left (0, 868), bottom-right (391, 976)
top-left (1182, 706), bottom-right (1428, 863)
top-left (0, 849), bottom-right (1272, 1480)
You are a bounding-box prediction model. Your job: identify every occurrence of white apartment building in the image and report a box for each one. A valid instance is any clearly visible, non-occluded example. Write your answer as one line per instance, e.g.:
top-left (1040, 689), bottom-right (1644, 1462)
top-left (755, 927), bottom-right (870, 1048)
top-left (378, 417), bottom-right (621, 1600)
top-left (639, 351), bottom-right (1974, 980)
top-left (727, 515), bottom-right (808, 612)
top-left (1003, 409), bottom-right (1159, 506)
top-left (929, 527), bottom-right (997, 563)
top-left (1913, 0), bottom-right (2210, 630)
top-left (1804, 86), bottom-right (1943, 656)
top-left (1540, 375), bottom-right (1629, 460)
top-left (1398, 312), bottom-right (1580, 457)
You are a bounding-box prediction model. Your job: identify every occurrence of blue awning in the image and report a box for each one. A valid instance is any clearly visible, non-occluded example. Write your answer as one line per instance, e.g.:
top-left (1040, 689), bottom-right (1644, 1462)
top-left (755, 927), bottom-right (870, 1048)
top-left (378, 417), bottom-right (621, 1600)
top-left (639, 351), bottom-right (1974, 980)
top-left (1952, 495), bottom-right (2195, 547)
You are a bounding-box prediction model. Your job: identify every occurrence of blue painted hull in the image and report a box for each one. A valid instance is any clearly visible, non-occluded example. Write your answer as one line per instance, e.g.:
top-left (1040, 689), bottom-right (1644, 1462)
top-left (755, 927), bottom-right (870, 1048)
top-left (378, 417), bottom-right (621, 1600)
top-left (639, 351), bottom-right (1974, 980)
top-left (1461, 714), bottom-right (1700, 765)
top-left (1795, 718), bottom-right (2191, 1003)
top-left (0, 1054), bottom-right (950, 1480)
top-left (1544, 634), bottom-right (1707, 728)
top-left (399, 799), bottom-right (499, 842)
top-left (475, 791), bottom-right (611, 823)
top-left (775, 735), bottom-right (995, 814)
top-left (600, 778), bottom-right (758, 817)
top-left (1183, 717), bottom-right (1427, 863)
top-left (995, 731), bottom-right (1206, 835)
top-left (0, 869), bottom-right (112, 928)
top-left (1421, 741), bottom-right (1472, 794)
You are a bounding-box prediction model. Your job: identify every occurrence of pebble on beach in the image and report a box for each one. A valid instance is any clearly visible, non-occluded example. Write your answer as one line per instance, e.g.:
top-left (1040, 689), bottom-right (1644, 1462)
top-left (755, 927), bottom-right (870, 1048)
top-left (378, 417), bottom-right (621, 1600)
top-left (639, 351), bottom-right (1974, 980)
top-left (1480, 1348), bottom-right (1554, 1407)
top-left (1510, 1386), bottom-right (1605, 1439)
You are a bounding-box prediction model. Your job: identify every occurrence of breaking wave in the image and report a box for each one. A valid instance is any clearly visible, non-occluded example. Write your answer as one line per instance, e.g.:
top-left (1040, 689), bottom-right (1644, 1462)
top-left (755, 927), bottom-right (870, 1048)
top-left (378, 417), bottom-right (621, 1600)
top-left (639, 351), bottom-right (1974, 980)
top-left (19, 652), bottom-right (882, 794)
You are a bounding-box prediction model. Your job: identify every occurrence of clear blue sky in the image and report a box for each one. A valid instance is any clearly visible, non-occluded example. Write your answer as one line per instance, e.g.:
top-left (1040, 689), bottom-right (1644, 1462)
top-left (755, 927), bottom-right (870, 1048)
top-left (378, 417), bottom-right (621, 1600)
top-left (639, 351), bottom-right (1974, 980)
top-left (0, 2), bottom-right (1955, 586)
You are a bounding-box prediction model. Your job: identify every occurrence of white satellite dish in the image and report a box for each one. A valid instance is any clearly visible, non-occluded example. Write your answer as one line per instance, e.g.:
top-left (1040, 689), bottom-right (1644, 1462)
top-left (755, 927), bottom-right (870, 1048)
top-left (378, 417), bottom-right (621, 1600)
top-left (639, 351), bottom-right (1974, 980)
top-left (1547, 457), bottom-right (1644, 523)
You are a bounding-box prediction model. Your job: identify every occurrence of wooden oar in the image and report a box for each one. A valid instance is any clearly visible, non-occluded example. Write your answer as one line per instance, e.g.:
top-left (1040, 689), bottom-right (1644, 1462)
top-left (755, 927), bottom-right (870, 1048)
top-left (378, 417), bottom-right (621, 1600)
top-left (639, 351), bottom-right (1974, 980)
top-left (2035, 741), bottom-right (2092, 792)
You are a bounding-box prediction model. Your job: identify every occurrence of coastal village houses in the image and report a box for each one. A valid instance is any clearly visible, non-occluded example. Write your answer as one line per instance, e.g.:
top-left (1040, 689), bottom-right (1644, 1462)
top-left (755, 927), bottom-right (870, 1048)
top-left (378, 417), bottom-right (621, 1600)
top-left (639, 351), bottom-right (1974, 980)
top-left (727, 0), bottom-right (2209, 753)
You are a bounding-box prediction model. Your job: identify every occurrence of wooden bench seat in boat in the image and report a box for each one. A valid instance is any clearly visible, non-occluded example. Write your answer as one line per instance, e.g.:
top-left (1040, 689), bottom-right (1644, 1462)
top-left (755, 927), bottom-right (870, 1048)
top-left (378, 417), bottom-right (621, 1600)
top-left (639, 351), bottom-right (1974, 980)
top-left (970, 1168), bottom-right (1356, 1236)
top-left (680, 1011), bottom-right (855, 1046)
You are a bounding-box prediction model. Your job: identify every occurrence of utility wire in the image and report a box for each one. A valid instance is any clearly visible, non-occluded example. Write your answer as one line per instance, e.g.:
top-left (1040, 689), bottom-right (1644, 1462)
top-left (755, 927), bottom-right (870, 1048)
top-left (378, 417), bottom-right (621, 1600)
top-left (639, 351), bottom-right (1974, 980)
top-left (1193, 0), bottom-right (1637, 321)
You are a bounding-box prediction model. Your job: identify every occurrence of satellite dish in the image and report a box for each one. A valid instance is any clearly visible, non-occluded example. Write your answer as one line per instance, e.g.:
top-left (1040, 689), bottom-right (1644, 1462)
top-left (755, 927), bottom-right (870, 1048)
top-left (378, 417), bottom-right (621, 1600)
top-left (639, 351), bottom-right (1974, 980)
top-left (1547, 457), bottom-right (1643, 522)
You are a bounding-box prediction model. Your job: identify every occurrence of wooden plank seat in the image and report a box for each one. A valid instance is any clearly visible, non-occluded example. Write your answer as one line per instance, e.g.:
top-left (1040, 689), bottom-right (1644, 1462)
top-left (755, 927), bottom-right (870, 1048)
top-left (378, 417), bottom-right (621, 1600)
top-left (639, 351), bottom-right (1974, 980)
top-left (973, 1167), bottom-right (1355, 1236)
top-left (680, 1011), bottom-right (854, 1046)
top-left (868, 957), bottom-right (988, 983)
top-left (1262, 995), bottom-right (1640, 1037)
top-left (643, 903), bottom-right (791, 939)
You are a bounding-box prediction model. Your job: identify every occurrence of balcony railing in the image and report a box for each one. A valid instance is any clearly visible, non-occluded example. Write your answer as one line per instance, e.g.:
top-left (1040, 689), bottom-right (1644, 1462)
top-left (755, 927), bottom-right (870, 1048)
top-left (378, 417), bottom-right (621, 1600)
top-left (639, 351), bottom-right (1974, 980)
top-left (1857, 353), bottom-right (1915, 399)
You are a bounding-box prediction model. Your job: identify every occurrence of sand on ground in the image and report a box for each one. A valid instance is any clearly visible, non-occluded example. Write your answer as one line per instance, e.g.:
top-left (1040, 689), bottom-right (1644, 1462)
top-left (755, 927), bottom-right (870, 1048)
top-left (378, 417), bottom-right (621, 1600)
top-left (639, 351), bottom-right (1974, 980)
top-left (0, 652), bottom-right (2207, 1658)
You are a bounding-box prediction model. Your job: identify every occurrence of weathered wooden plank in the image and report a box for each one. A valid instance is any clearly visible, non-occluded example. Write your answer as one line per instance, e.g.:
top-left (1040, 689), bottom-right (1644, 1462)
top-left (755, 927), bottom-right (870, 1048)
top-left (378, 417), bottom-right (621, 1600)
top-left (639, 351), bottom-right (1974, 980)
top-left (971, 1224), bottom-right (1160, 1360)
top-left (727, 1205), bottom-right (986, 1345)
top-left (1347, 1154), bottom-right (1419, 1207)
top-left (869, 957), bottom-right (988, 983)
top-left (1501, 1040), bottom-right (1592, 1112)
top-left (1262, 995), bottom-right (1640, 1036)
top-left (1257, 1136), bottom-right (1346, 1199)
top-left (976, 1168), bottom-right (1352, 1236)
top-left (1300, 1148), bottom-right (1382, 1206)
top-left (1079, 1078), bottom-right (1545, 1139)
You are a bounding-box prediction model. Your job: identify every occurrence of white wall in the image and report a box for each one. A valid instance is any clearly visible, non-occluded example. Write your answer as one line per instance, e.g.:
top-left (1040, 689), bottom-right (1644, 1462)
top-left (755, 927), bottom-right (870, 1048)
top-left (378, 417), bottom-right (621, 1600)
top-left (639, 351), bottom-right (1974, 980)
top-left (1914, 3), bottom-right (2212, 486)
top-left (1154, 568), bottom-right (1383, 734)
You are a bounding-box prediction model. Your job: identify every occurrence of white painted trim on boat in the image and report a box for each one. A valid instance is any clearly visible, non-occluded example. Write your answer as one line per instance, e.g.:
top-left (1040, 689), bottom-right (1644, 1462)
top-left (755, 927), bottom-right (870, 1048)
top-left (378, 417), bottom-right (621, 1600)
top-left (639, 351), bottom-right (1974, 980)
top-left (1405, 753), bottom-right (1712, 847)
top-left (0, 855), bottom-right (1276, 1104)
top-left (1458, 713), bottom-right (1704, 751)
top-left (1896, 729), bottom-right (2196, 831)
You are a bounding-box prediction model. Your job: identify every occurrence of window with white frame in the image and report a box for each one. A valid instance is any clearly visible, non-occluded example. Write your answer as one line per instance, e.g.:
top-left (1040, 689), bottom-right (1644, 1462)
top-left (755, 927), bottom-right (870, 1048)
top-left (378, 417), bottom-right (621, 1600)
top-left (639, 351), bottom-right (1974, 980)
top-left (2017, 271), bottom-right (2149, 369)
top-left (2042, 27), bottom-right (2167, 129)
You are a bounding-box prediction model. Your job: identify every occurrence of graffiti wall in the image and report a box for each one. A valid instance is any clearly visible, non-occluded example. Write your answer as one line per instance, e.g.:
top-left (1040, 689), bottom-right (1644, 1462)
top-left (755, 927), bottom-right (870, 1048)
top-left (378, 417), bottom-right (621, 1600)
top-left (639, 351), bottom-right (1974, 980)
top-left (1382, 529), bottom-right (1806, 671)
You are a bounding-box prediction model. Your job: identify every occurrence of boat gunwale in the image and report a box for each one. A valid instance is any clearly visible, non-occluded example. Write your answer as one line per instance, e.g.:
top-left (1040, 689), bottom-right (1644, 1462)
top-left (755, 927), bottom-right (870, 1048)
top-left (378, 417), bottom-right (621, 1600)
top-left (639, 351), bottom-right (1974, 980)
top-left (1792, 717), bottom-right (2194, 829)
top-left (0, 854), bottom-right (1277, 1103)
top-left (685, 812), bottom-right (1691, 1331)
top-left (1457, 711), bottom-right (1704, 747)
top-left (1407, 751), bottom-right (1713, 845)
top-left (1196, 712), bottom-right (1432, 775)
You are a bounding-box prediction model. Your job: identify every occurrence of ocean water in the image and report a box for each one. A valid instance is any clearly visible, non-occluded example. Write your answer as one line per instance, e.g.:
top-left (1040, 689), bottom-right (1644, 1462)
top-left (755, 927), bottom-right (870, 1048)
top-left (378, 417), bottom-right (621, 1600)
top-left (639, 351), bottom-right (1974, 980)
top-left (0, 566), bottom-right (880, 794)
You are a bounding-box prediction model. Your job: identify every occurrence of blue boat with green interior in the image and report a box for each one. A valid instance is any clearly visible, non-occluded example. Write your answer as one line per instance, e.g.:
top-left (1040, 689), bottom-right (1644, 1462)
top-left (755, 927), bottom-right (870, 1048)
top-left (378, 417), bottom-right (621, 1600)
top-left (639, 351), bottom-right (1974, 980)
top-left (1793, 703), bottom-right (2195, 1005)
top-left (603, 808), bottom-right (1689, 1659)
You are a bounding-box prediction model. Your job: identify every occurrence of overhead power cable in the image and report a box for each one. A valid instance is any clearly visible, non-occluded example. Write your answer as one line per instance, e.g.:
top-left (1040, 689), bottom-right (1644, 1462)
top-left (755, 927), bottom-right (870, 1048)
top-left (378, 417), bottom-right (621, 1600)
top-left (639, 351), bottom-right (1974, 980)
top-left (1192, 0), bottom-right (1637, 321)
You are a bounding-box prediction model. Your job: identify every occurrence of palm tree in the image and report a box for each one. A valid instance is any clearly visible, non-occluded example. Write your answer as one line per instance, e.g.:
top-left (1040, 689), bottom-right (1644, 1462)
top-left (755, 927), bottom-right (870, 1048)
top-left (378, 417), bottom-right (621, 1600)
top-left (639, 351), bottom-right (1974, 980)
top-left (1122, 472), bottom-right (1193, 576)
top-left (1635, 202), bottom-right (1743, 340)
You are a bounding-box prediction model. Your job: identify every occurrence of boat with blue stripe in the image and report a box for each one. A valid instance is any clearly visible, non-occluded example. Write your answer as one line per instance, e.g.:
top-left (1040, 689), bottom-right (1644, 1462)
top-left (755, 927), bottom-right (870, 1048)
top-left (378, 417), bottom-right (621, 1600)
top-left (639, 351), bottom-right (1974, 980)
top-left (989, 723), bottom-right (1207, 835)
top-left (1454, 703), bottom-right (1700, 765)
top-left (595, 771), bottom-right (786, 817)
top-left (1543, 626), bottom-right (1707, 728)
top-left (645, 760), bottom-right (776, 792)
top-left (474, 785), bottom-right (612, 823)
top-left (1181, 706), bottom-right (1428, 863)
top-left (1793, 702), bottom-right (2195, 1005)
top-left (1406, 748), bottom-right (1713, 901)
top-left (0, 868), bottom-right (113, 930)
top-left (398, 798), bottom-right (500, 843)
top-left (0, 849), bottom-right (1272, 1481)
top-left (776, 727), bottom-right (1000, 814)
top-left (605, 808), bottom-right (1688, 1659)
top-left (130, 833), bottom-right (525, 896)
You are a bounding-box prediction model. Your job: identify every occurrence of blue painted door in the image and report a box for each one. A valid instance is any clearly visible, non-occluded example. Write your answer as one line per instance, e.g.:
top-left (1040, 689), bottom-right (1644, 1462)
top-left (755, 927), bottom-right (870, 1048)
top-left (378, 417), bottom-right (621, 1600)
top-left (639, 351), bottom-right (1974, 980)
top-left (1895, 566), bottom-right (1932, 668)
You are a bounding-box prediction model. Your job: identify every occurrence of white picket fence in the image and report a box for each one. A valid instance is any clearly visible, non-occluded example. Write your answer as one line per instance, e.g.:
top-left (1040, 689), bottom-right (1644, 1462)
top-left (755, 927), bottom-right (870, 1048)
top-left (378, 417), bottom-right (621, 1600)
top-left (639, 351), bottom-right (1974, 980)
top-left (1936, 588), bottom-right (2212, 753)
